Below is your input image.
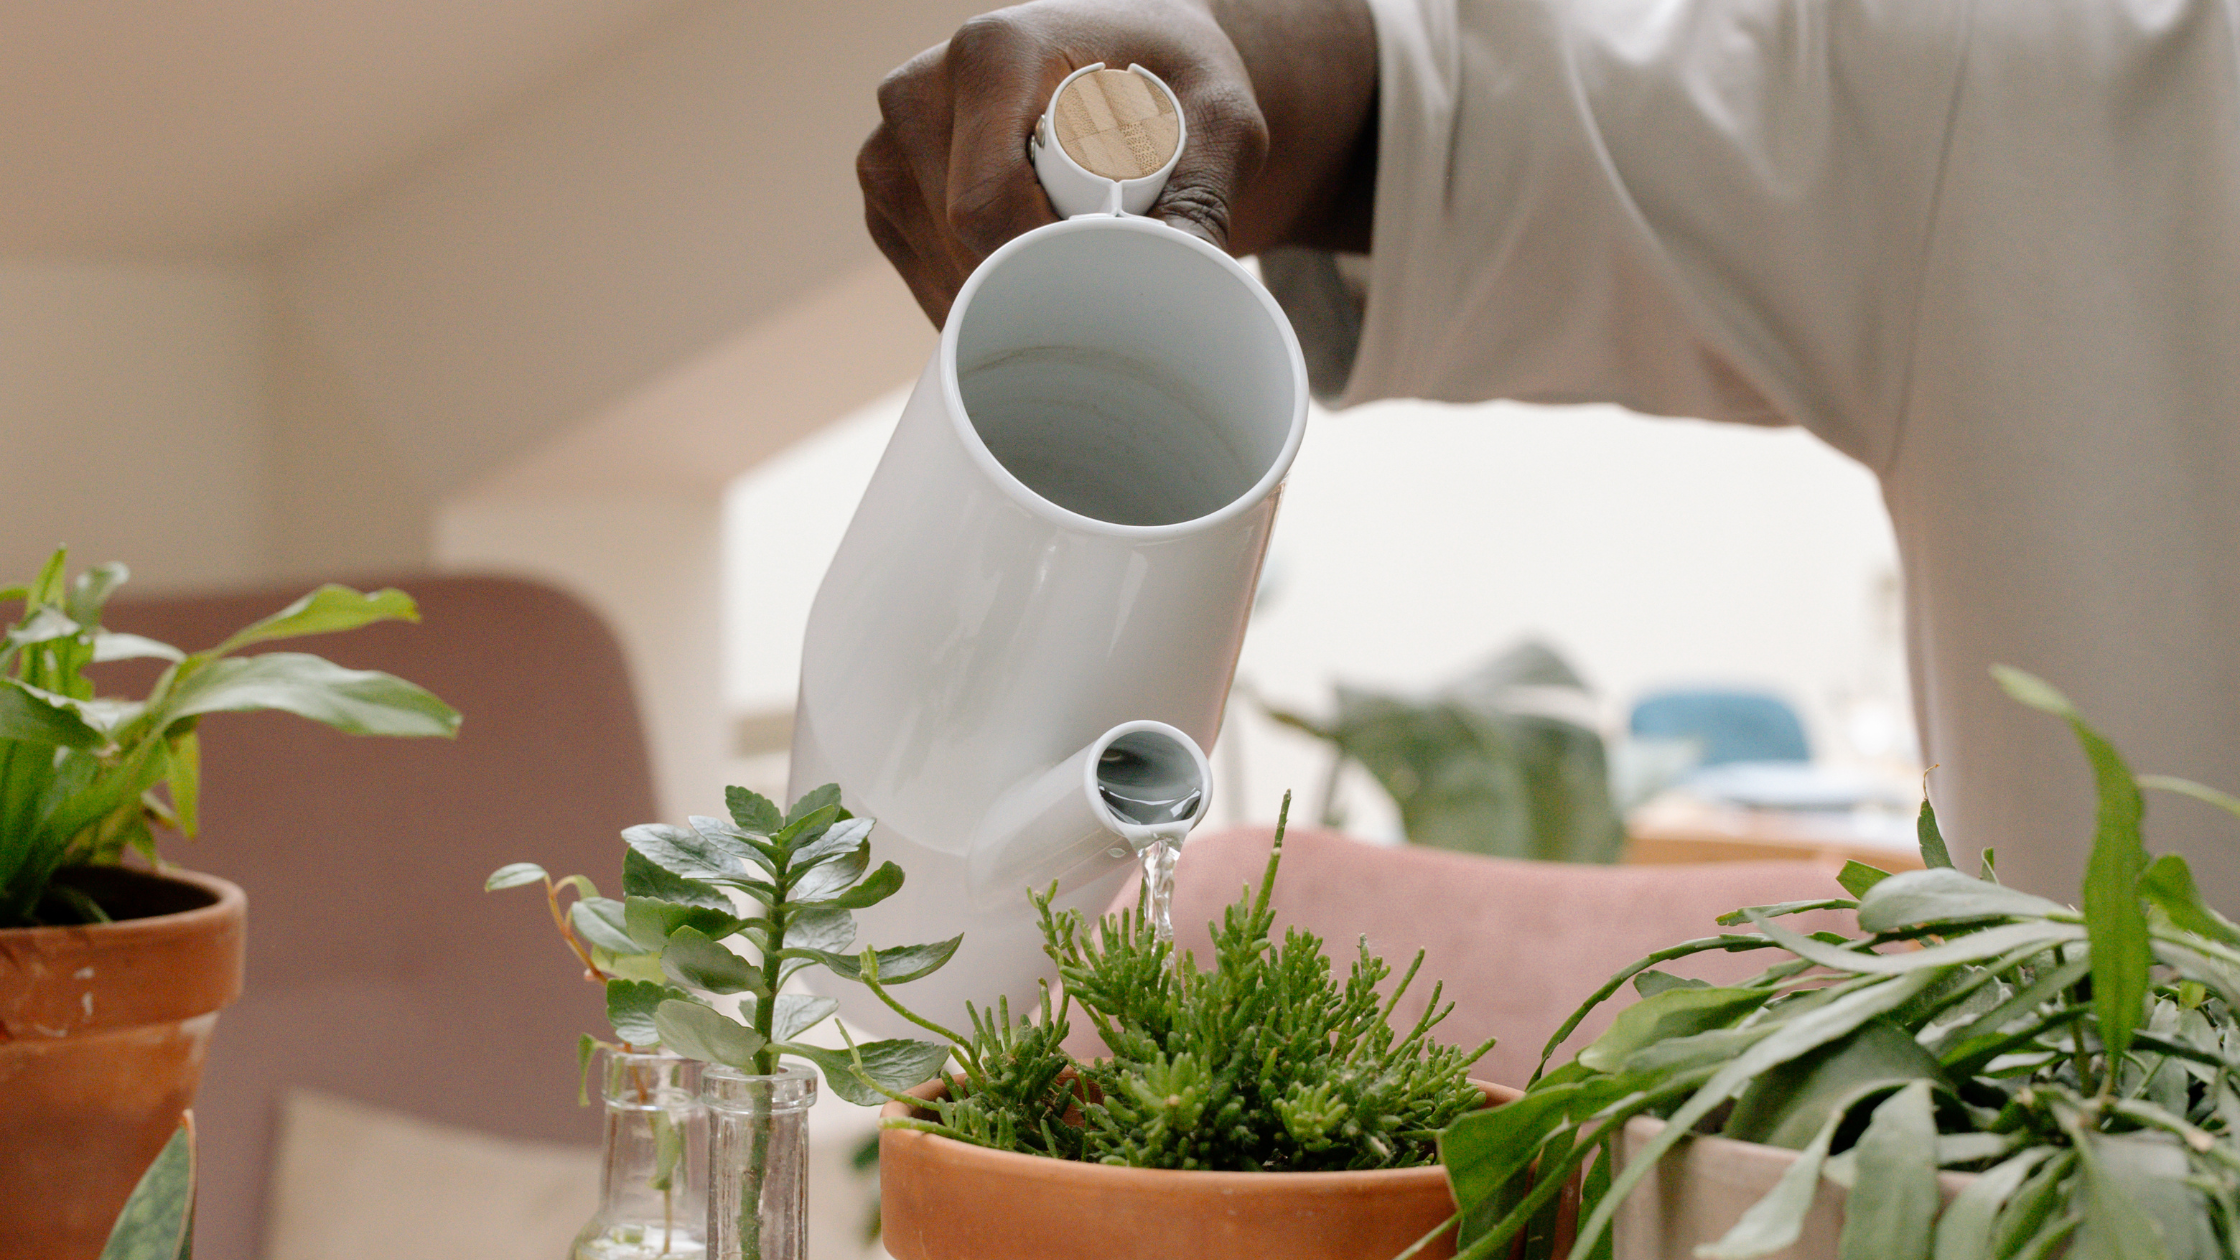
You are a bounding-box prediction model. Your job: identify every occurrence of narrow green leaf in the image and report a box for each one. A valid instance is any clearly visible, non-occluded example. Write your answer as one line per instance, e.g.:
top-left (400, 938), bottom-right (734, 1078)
top-left (2070, 1131), bottom-right (2179, 1260)
top-left (66, 562), bottom-right (127, 627)
top-left (1856, 869), bottom-right (2070, 934)
top-left (658, 925), bottom-right (764, 995)
top-left (606, 979), bottom-right (691, 1047)
top-left (1837, 1081), bottom-right (1937, 1260)
top-left (1633, 970), bottom-right (1712, 998)
top-left (1696, 1109), bottom-right (1842, 1259)
top-left (649, 1109), bottom-right (681, 1191)
top-left (726, 785), bottom-right (784, 833)
top-left (1578, 986), bottom-right (1772, 1073)
top-left (784, 784), bottom-right (843, 827)
top-left (782, 1038), bottom-right (949, 1106)
top-left (1839, 860), bottom-right (1894, 900)
top-left (1918, 798), bottom-right (1954, 869)
top-left (1988, 1152), bottom-right (2075, 1260)
top-left (98, 1115), bottom-right (194, 1260)
top-left (210, 584), bottom-right (420, 656)
top-left (0, 679), bottom-right (102, 748)
top-left (1715, 899), bottom-right (1859, 928)
top-left (2139, 854), bottom-right (2240, 946)
top-left (1748, 911), bottom-right (2083, 976)
top-left (621, 848), bottom-right (731, 910)
top-left (1932, 1147), bottom-right (2054, 1260)
top-left (770, 993), bottom-right (838, 1042)
top-left (801, 936), bottom-right (961, 985)
top-left (2138, 775), bottom-right (2240, 823)
top-left (653, 999), bottom-right (766, 1070)
top-left (786, 833), bottom-right (870, 902)
top-left (1443, 1077), bottom-right (1637, 1218)
top-left (161, 652), bottom-right (460, 737)
top-left (164, 729), bottom-right (199, 836)
top-left (789, 817), bottom-right (874, 877)
top-left (92, 633), bottom-right (184, 664)
top-left (484, 862), bottom-right (548, 892)
top-left (1994, 665), bottom-right (2151, 1063)
top-left (577, 1033), bottom-right (597, 1105)
top-left (806, 859), bottom-right (903, 910)
top-left (1724, 1021), bottom-right (1949, 1150)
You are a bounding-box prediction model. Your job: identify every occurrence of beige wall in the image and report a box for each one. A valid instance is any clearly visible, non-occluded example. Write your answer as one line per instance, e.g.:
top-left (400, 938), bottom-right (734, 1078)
top-left (0, 260), bottom-right (272, 594)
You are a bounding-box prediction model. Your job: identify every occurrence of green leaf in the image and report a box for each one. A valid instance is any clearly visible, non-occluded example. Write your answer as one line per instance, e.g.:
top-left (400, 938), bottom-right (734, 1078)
top-left (784, 784), bottom-right (843, 828)
top-left (1746, 910), bottom-right (2082, 976)
top-left (1839, 860), bottom-right (1893, 900)
top-left (161, 652), bottom-right (460, 737)
top-left (726, 785), bottom-right (784, 833)
top-left (687, 816), bottom-right (781, 877)
top-left (485, 862), bottom-right (548, 891)
top-left (164, 729), bottom-right (199, 836)
top-left (787, 830), bottom-right (870, 902)
top-left (649, 1109), bottom-right (681, 1191)
top-left (782, 1038), bottom-right (949, 1106)
top-left (67, 562), bottom-right (127, 627)
top-left (1856, 869), bottom-right (2070, 934)
top-left (98, 1114), bottom-right (193, 1260)
top-left (2138, 775), bottom-right (2240, 822)
top-left (2070, 1131), bottom-right (2183, 1260)
top-left (789, 816), bottom-right (874, 877)
top-left (806, 860), bottom-right (903, 910)
top-left (1633, 970), bottom-right (1711, 998)
top-left (658, 924), bottom-right (765, 995)
top-left (807, 936), bottom-right (962, 985)
top-left (621, 848), bottom-right (731, 911)
top-left (1933, 1148), bottom-right (2055, 1260)
top-left (1994, 665), bottom-right (2151, 1063)
top-left (1836, 1081), bottom-right (1937, 1260)
top-left (1989, 1152), bottom-right (2075, 1259)
top-left (1724, 1021), bottom-right (1949, 1150)
top-left (2139, 854), bottom-right (2240, 946)
top-left (606, 979), bottom-right (691, 1047)
top-left (770, 993), bottom-right (838, 1042)
top-left (1443, 1077), bottom-right (1636, 1226)
top-left (622, 822), bottom-right (770, 894)
top-left (210, 584), bottom-right (421, 656)
top-left (653, 999), bottom-right (766, 1070)
top-left (1696, 1109), bottom-right (1842, 1259)
top-left (1917, 798), bottom-right (1954, 869)
top-left (569, 898), bottom-right (640, 955)
top-left (1578, 986), bottom-right (1772, 1073)
top-left (92, 633), bottom-right (184, 664)
top-left (784, 907), bottom-right (857, 956)
top-left (1714, 899), bottom-right (1859, 927)
top-left (577, 1033), bottom-right (597, 1106)
top-left (0, 680), bottom-right (102, 748)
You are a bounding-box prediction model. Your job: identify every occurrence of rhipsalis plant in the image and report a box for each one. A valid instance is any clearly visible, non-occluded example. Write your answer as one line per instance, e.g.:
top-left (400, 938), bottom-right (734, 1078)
top-left (873, 794), bottom-right (1495, 1172)
top-left (2, 548), bottom-right (459, 927)
top-left (1441, 666), bottom-right (2240, 1260)
top-left (500, 784), bottom-right (958, 1260)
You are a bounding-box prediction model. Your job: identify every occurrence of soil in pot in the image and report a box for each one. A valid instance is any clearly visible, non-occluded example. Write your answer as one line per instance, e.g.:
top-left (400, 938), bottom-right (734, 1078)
top-left (0, 865), bottom-right (246, 1259)
top-left (878, 1076), bottom-right (1519, 1260)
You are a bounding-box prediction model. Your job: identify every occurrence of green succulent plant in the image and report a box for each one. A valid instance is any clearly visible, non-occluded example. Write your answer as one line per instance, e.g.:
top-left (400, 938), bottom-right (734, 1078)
top-left (1438, 667), bottom-right (2240, 1260)
top-left (1, 548), bottom-right (460, 927)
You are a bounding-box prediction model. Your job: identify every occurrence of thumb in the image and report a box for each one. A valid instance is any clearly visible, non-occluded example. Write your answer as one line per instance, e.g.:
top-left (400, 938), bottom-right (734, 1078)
top-left (1149, 78), bottom-right (1268, 250)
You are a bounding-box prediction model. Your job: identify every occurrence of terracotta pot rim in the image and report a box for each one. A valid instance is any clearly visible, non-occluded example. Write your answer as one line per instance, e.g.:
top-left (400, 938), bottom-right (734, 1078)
top-left (0, 866), bottom-right (244, 946)
top-left (879, 1075), bottom-right (1514, 1188)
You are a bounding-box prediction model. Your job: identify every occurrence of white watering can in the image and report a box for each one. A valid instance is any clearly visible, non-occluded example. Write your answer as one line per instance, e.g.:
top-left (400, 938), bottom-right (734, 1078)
top-left (790, 64), bottom-right (1308, 1035)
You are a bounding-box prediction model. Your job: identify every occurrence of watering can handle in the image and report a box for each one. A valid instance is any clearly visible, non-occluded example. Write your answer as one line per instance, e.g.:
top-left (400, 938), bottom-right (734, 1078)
top-left (1032, 63), bottom-right (1187, 217)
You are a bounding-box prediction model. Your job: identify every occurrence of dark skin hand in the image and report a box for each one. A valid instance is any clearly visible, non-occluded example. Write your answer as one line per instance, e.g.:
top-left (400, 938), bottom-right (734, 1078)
top-left (858, 0), bottom-right (1380, 326)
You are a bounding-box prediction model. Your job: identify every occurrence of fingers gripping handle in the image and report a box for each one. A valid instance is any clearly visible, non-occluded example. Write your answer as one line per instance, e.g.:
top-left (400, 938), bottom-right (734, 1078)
top-left (1032, 63), bottom-right (1186, 217)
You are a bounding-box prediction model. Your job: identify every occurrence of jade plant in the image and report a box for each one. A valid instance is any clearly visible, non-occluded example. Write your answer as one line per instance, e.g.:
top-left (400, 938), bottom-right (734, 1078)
top-left (869, 794), bottom-right (1495, 1172)
top-left (495, 784), bottom-right (959, 1259)
top-left (1438, 667), bottom-right (2240, 1260)
top-left (1, 549), bottom-right (460, 927)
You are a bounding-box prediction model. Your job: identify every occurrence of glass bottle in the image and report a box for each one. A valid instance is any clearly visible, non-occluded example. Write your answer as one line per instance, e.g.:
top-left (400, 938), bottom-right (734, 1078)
top-left (573, 1051), bottom-right (708, 1260)
top-left (702, 1062), bottom-right (818, 1260)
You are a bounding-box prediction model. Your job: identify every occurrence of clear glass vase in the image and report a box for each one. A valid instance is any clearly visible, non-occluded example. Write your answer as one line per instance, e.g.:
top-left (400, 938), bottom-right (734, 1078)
top-left (703, 1062), bottom-right (817, 1260)
top-left (573, 1051), bottom-right (708, 1260)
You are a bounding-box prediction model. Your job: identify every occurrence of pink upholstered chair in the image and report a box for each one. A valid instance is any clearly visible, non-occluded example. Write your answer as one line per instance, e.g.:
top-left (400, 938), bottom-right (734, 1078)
top-left (1143, 825), bottom-right (1859, 1088)
top-left (107, 575), bottom-right (656, 1259)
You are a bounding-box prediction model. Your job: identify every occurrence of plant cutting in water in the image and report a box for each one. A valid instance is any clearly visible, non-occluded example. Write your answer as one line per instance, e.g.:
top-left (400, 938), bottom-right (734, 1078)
top-left (497, 784), bottom-right (959, 1260)
top-left (867, 793), bottom-right (1494, 1172)
top-left (2, 548), bottom-right (459, 927)
top-left (1436, 666), bottom-right (2240, 1260)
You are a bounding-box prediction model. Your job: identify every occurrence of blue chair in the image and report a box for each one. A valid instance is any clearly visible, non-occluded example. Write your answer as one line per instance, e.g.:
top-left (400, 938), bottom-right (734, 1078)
top-left (1629, 689), bottom-right (1811, 767)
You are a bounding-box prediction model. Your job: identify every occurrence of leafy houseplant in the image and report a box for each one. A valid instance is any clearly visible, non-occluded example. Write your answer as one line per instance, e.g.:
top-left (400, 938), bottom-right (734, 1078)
top-left (870, 796), bottom-right (1504, 1260)
top-left (501, 784), bottom-right (958, 1260)
top-left (1263, 640), bottom-right (1626, 864)
top-left (1439, 667), bottom-right (2240, 1260)
top-left (0, 551), bottom-right (458, 1260)
top-left (1, 549), bottom-right (460, 925)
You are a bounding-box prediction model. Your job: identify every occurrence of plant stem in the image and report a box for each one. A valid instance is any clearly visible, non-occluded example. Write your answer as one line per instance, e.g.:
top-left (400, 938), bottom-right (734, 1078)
top-left (738, 894), bottom-right (786, 1260)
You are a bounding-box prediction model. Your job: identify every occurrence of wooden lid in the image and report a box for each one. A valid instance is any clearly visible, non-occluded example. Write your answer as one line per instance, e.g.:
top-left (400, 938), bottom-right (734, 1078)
top-left (1052, 68), bottom-right (1181, 181)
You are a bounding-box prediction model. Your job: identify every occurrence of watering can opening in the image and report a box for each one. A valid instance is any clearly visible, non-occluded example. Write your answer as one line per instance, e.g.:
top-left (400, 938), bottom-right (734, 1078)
top-left (948, 221), bottom-right (1301, 529)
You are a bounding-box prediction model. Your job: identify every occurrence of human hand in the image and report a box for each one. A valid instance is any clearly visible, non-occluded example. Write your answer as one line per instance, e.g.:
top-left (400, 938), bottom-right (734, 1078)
top-left (858, 0), bottom-right (1377, 325)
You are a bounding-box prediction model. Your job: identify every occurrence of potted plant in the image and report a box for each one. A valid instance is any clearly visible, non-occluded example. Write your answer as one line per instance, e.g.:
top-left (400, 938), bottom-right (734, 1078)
top-left (0, 550), bottom-right (459, 1259)
top-left (502, 783), bottom-right (961, 1260)
top-left (869, 795), bottom-right (1506, 1260)
top-left (1439, 667), bottom-right (2240, 1260)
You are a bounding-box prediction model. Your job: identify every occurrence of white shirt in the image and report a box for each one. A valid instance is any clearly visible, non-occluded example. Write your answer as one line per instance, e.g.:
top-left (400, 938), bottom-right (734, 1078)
top-left (1277, 0), bottom-right (2240, 906)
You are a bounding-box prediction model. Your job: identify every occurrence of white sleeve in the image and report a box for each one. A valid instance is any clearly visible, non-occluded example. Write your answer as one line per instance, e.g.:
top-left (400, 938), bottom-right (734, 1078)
top-left (1318, 0), bottom-right (1970, 470)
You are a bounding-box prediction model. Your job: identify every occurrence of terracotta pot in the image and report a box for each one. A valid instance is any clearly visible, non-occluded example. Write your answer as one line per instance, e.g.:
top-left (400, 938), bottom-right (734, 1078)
top-left (880, 1076), bottom-right (1518, 1260)
top-left (1615, 1114), bottom-right (1975, 1260)
top-left (0, 866), bottom-right (246, 1259)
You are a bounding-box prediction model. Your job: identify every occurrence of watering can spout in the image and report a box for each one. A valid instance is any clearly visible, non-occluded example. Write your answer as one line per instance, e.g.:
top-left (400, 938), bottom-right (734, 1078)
top-left (967, 721), bottom-right (1212, 908)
